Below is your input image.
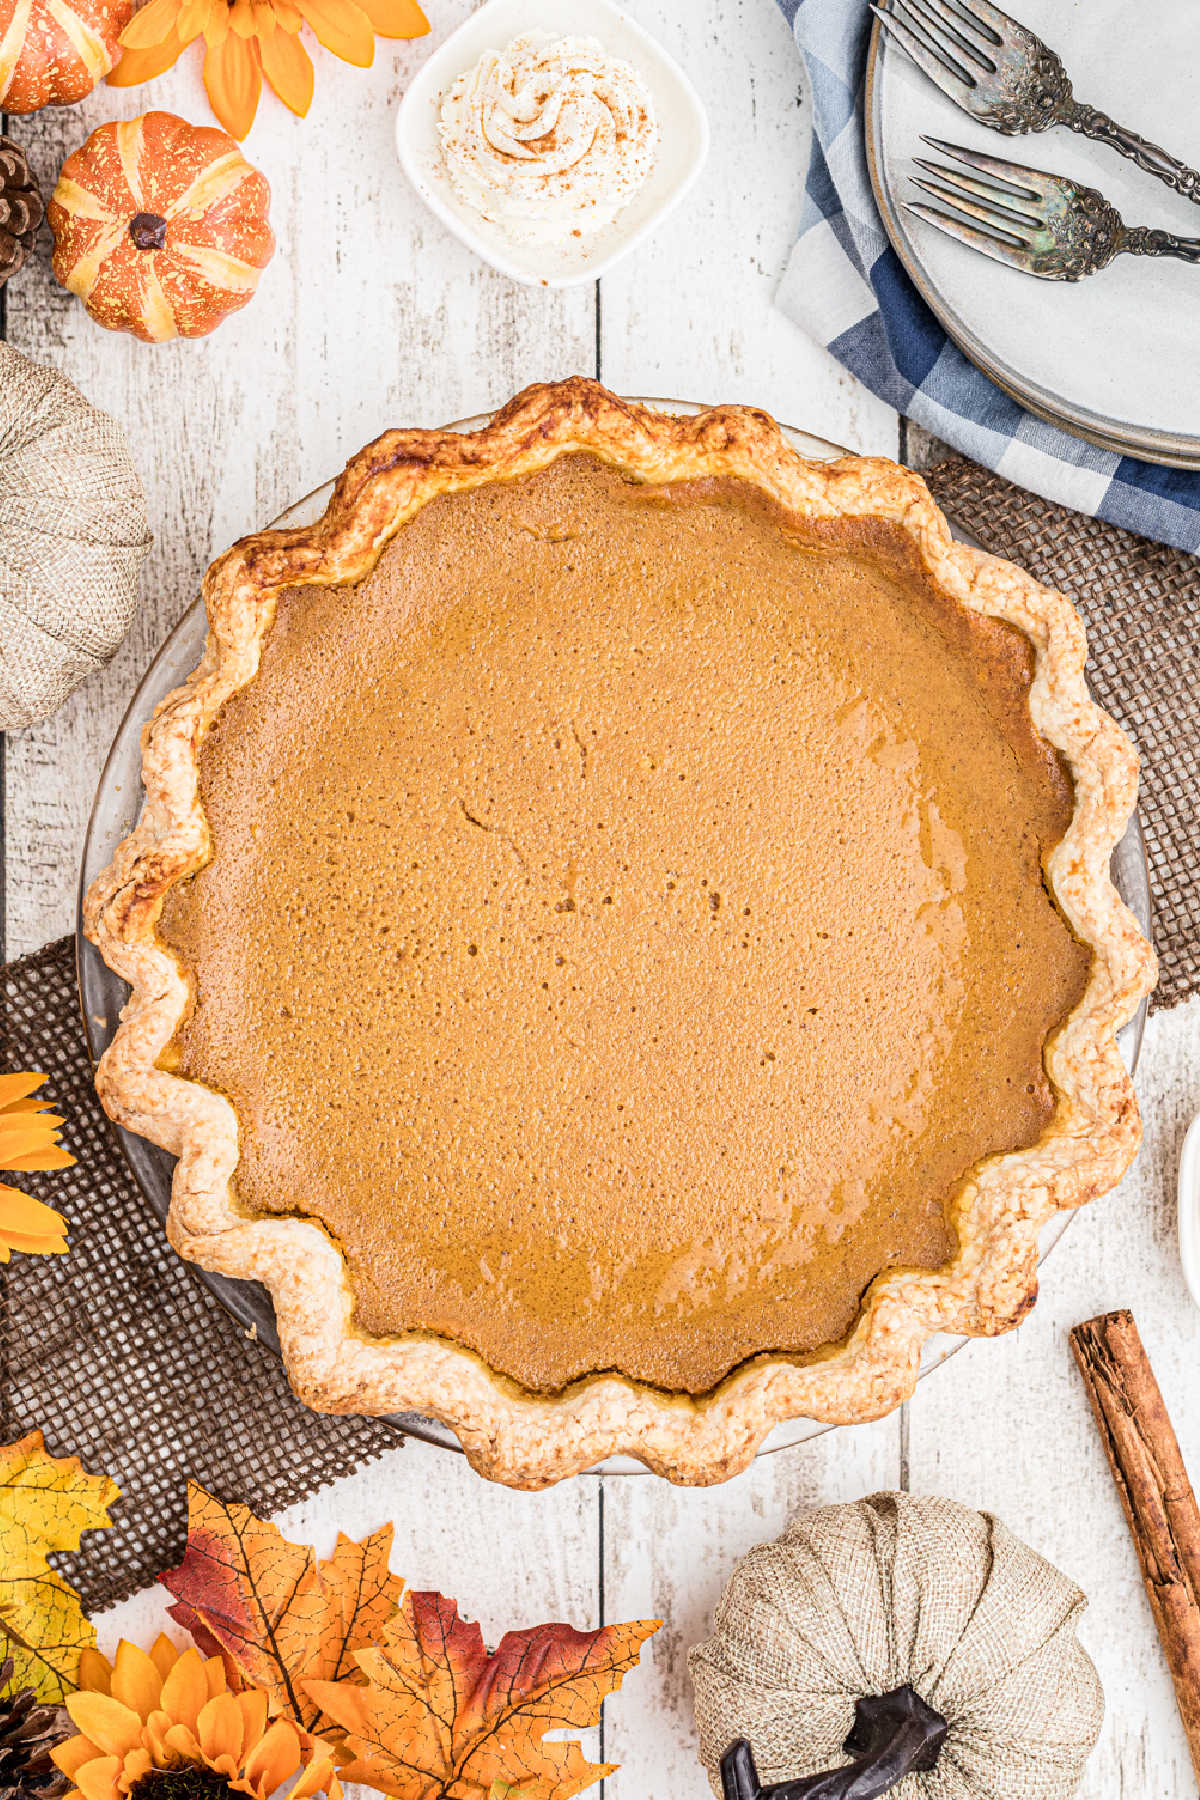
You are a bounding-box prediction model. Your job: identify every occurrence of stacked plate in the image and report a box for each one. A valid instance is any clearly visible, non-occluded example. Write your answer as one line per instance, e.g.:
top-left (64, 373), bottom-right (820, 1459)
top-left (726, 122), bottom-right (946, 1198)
top-left (866, 0), bottom-right (1200, 466)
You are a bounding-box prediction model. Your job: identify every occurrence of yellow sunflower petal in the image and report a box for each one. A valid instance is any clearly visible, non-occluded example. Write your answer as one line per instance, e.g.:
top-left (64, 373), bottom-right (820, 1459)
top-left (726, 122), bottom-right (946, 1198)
top-left (229, 0), bottom-right (257, 39)
top-left (160, 1650), bottom-right (209, 1733)
top-left (122, 1748), bottom-right (154, 1790)
top-left (203, 28), bottom-right (262, 136)
top-left (108, 27), bottom-right (188, 81)
top-left (196, 1693), bottom-right (245, 1765)
top-left (258, 21), bottom-right (312, 112)
top-left (293, 0), bottom-right (373, 65)
top-left (355, 0), bottom-right (425, 35)
top-left (0, 1101), bottom-right (65, 1130)
top-left (288, 1743), bottom-right (341, 1800)
top-left (64, 1693), bottom-right (144, 1761)
top-left (241, 1719), bottom-right (300, 1795)
top-left (78, 1649), bottom-right (113, 1697)
top-left (119, 0), bottom-right (185, 49)
top-left (235, 1688), bottom-right (269, 1747)
top-left (176, 0), bottom-right (217, 39)
top-left (51, 1735), bottom-right (97, 1780)
top-left (3, 1147), bottom-right (74, 1171)
top-left (1, 1231), bottom-right (68, 1256)
top-left (149, 1637), bottom-right (179, 1683)
top-left (73, 1754), bottom-right (123, 1800)
top-left (0, 1137), bottom-right (67, 1166)
top-left (0, 1073), bottom-right (46, 1108)
top-left (110, 1642), bottom-right (164, 1722)
top-left (0, 1186), bottom-right (66, 1235)
top-left (162, 1723), bottom-right (201, 1762)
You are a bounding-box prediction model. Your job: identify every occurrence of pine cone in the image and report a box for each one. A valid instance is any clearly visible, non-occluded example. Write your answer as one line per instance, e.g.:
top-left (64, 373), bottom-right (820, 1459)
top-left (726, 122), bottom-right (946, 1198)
top-left (0, 138), bottom-right (43, 286)
top-left (0, 1661), bottom-right (68, 1800)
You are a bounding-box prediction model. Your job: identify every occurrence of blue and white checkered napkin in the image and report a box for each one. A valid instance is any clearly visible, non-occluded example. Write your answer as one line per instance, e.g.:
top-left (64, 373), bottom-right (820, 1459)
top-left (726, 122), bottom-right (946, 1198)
top-left (774, 0), bottom-right (1200, 554)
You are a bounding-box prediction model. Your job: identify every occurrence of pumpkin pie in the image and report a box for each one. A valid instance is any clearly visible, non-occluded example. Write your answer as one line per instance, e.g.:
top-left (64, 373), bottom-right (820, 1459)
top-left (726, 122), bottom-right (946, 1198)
top-left (86, 381), bottom-right (1156, 1486)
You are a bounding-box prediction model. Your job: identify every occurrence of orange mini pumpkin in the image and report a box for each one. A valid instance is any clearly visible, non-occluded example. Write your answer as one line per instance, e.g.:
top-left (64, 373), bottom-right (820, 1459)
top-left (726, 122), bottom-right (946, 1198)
top-left (49, 111), bottom-right (274, 342)
top-left (0, 0), bottom-right (130, 112)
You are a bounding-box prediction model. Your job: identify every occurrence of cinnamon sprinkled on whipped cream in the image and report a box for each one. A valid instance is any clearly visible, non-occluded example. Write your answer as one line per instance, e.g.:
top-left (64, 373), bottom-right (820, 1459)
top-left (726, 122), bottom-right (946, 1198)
top-left (438, 31), bottom-right (659, 247)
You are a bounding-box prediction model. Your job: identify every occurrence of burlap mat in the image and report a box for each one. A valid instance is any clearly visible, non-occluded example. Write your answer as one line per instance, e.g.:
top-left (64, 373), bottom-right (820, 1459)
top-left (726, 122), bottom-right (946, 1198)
top-left (1, 457), bottom-right (1196, 1611)
top-left (925, 456), bottom-right (1198, 1012)
top-left (0, 937), bottom-right (405, 1615)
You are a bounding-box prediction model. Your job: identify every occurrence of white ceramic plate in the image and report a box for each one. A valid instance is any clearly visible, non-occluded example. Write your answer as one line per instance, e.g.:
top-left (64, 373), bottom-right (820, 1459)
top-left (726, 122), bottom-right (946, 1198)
top-left (395, 0), bottom-right (708, 288)
top-left (866, 0), bottom-right (1200, 466)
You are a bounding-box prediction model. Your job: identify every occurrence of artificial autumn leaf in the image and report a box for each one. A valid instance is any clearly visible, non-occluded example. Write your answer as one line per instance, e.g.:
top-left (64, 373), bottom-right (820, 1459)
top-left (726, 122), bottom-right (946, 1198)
top-left (305, 1591), bottom-right (661, 1800)
top-left (0, 1073), bottom-right (72, 1261)
top-left (0, 1432), bottom-right (118, 1703)
top-left (162, 1482), bottom-right (402, 1739)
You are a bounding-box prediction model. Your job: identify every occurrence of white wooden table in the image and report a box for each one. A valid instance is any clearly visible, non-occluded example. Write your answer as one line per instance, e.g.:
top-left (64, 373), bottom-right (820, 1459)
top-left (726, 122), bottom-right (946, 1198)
top-left (7, 3), bottom-right (1200, 1793)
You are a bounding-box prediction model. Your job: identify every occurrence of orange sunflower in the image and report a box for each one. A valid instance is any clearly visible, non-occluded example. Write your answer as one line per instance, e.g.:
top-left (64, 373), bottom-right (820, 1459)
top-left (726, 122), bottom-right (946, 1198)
top-left (0, 1072), bottom-right (71, 1261)
top-left (109, 0), bottom-right (428, 139)
top-left (53, 1637), bottom-right (342, 1800)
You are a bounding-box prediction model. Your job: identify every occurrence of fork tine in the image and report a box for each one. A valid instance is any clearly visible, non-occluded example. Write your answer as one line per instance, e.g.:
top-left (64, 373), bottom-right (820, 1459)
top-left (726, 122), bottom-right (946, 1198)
top-left (937, 0), bottom-right (1020, 44)
top-left (905, 201), bottom-right (1035, 272)
top-left (910, 174), bottom-right (1034, 238)
top-left (888, 0), bottom-right (982, 81)
top-left (924, 0), bottom-right (1004, 45)
top-left (870, 3), bottom-right (976, 98)
top-left (898, 0), bottom-right (996, 71)
top-left (920, 136), bottom-right (1053, 197)
top-left (913, 159), bottom-right (1042, 224)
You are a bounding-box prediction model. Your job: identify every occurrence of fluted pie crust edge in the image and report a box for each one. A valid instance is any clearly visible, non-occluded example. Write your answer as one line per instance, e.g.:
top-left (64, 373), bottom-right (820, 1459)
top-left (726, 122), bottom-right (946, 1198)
top-left (85, 380), bottom-right (1157, 1488)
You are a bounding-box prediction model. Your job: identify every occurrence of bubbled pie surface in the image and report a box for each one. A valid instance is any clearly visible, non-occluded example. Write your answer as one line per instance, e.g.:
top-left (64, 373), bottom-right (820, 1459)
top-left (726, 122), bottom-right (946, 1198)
top-left (158, 454), bottom-right (1090, 1395)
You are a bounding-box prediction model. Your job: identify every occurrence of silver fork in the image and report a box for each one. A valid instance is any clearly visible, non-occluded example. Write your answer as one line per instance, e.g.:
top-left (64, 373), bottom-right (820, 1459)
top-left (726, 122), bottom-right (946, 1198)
top-left (871, 0), bottom-right (1200, 205)
top-left (907, 137), bottom-right (1200, 280)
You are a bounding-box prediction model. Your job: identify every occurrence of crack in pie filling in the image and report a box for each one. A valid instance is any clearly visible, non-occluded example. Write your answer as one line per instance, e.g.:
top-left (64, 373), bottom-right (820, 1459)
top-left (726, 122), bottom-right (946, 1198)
top-left (87, 381), bottom-right (1156, 1485)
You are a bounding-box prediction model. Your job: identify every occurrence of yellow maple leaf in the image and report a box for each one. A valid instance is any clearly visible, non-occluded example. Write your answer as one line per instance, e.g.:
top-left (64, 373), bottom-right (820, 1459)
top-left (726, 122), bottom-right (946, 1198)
top-left (0, 1431), bottom-right (118, 1702)
top-left (306, 1592), bottom-right (661, 1800)
top-left (162, 1481), bottom-right (404, 1740)
top-left (0, 1072), bottom-right (72, 1261)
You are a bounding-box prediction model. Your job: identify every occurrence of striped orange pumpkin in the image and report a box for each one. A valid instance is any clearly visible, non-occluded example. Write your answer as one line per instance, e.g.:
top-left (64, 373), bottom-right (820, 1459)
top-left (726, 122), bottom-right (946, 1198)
top-left (0, 0), bottom-right (130, 111)
top-left (49, 111), bottom-right (274, 341)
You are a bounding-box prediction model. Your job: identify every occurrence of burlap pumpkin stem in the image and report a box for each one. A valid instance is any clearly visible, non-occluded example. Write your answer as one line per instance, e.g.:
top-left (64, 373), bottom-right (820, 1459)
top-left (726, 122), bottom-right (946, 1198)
top-left (0, 344), bottom-right (151, 730)
top-left (690, 1493), bottom-right (1104, 1800)
top-left (0, 139), bottom-right (43, 286)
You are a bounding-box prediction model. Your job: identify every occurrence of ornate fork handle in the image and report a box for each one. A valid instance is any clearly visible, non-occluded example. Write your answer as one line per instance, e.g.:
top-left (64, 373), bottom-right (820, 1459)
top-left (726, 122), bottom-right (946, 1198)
top-left (1125, 225), bottom-right (1200, 264)
top-left (1067, 103), bottom-right (1200, 204)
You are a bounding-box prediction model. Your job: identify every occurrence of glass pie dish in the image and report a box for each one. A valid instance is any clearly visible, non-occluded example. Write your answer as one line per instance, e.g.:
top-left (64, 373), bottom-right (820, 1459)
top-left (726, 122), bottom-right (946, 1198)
top-left (76, 400), bottom-right (1153, 1472)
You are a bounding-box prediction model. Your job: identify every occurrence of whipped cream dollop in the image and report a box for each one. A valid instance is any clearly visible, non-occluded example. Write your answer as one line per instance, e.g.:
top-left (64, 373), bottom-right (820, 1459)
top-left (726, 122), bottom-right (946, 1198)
top-left (438, 31), bottom-right (659, 247)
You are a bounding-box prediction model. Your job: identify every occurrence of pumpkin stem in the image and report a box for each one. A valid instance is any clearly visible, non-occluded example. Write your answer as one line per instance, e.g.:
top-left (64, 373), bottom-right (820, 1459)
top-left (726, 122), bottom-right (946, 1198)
top-left (719, 1685), bottom-right (948, 1800)
top-left (129, 212), bottom-right (168, 251)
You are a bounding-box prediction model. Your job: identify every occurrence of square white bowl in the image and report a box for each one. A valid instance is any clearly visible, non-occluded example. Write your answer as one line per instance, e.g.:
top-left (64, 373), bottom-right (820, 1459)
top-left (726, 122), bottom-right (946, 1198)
top-left (395, 0), bottom-right (709, 287)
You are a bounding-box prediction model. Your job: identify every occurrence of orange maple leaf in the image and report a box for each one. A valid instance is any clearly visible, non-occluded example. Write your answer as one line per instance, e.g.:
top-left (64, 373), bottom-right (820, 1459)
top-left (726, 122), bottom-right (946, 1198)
top-left (161, 1481), bottom-right (403, 1740)
top-left (305, 1592), bottom-right (661, 1800)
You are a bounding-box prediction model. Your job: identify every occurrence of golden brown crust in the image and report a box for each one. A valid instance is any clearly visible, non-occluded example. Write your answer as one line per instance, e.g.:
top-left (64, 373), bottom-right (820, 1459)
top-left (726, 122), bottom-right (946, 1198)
top-left (84, 379), bottom-right (1157, 1488)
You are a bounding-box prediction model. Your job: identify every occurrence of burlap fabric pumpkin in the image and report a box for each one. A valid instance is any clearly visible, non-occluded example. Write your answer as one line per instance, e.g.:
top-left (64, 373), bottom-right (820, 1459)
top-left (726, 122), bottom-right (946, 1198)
top-left (0, 343), bottom-right (151, 729)
top-left (690, 1493), bottom-right (1103, 1800)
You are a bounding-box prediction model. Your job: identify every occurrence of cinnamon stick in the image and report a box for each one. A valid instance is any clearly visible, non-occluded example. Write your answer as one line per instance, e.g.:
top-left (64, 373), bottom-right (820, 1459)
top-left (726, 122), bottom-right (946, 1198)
top-left (1071, 1309), bottom-right (1200, 1783)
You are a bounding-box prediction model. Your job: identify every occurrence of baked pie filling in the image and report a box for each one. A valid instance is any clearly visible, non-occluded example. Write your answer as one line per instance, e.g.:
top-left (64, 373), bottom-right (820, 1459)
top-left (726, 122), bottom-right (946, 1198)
top-left (158, 451), bottom-right (1091, 1395)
